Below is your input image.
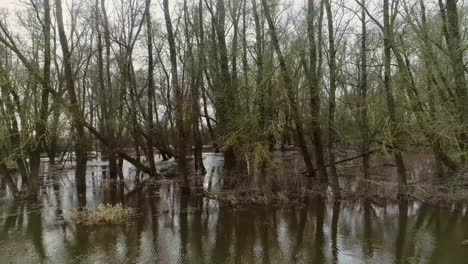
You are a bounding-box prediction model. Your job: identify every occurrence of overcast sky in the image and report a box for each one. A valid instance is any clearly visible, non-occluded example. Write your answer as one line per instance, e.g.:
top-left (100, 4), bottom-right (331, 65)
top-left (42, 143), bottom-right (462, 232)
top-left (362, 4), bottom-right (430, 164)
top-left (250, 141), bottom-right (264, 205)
top-left (0, 0), bottom-right (308, 16)
top-left (0, 0), bottom-right (15, 10)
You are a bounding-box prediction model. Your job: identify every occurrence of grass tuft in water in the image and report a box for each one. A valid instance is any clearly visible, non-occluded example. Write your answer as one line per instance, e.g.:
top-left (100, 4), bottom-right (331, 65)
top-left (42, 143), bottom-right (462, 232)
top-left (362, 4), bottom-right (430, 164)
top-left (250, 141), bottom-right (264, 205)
top-left (70, 203), bottom-right (135, 226)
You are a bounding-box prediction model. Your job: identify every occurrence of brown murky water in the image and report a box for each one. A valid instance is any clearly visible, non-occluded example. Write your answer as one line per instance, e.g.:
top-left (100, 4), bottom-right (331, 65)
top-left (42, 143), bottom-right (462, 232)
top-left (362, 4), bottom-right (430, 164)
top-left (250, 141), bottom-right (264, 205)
top-left (1, 153), bottom-right (468, 263)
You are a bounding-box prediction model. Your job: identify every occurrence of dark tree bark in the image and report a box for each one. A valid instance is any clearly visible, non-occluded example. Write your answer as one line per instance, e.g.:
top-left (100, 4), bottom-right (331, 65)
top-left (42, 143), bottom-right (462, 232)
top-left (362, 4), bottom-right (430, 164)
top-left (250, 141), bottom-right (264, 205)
top-left (440, 0), bottom-right (468, 163)
top-left (252, 0), bottom-right (266, 133)
top-left (383, 0), bottom-right (407, 194)
top-left (419, 0), bottom-right (453, 176)
top-left (185, 0), bottom-right (206, 176)
top-left (145, 0), bottom-right (157, 177)
top-left (241, 0), bottom-right (249, 109)
top-left (359, 0), bottom-right (370, 179)
top-left (56, 0), bottom-right (87, 205)
top-left (261, 0), bottom-right (316, 177)
top-left (229, 0), bottom-right (241, 97)
top-left (197, 0), bottom-right (215, 143)
top-left (100, 0), bottom-right (119, 179)
top-left (216, 0), bottom-right (237, 169)
top-left (0, 67), bottom-right (28, 182)
top-left (163, 0), bottom-right (189, 188)
top-left (324, 0), bottom-right (340, 191)
top-left (48, 34), bottom-right (62, 165)
top-left (391, 46), bottom-right (458, 173)
top-left (0, 165), bottom-right (19, 198)
top-left (28, 0), bottom-right (52, 199)
top-left (307, 0), bottom-right (328, 181)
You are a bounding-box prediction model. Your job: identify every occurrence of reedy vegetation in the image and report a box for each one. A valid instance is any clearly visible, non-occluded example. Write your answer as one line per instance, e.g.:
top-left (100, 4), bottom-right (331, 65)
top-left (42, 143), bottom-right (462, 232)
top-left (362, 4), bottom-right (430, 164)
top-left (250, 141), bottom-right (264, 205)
top-left (0, 0), bottom-right (467, 199)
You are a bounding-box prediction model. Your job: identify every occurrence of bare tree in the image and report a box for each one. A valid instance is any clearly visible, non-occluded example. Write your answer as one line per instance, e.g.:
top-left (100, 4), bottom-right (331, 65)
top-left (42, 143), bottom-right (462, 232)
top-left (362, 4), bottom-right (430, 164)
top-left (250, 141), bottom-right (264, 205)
top-left (262, 0), bottom-right (316, 177)
top-left (56, 0), bottom-right (88, 204)
top-left (163, 0), bottom-right (189, 188)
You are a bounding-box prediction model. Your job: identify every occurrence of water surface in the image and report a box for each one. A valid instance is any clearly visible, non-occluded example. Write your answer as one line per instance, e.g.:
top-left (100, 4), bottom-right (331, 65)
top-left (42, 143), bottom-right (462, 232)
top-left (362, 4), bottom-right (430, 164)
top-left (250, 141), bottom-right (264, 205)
top-left (1, 153), bottom-right (468, 263)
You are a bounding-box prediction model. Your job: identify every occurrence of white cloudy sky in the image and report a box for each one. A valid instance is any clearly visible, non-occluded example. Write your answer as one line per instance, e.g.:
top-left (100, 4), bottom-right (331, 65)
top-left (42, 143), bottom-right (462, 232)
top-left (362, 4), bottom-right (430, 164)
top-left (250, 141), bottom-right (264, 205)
top-left (0, 0), bottom-right (15, 10)
top-left (0, 0), bottom-right (307, 15)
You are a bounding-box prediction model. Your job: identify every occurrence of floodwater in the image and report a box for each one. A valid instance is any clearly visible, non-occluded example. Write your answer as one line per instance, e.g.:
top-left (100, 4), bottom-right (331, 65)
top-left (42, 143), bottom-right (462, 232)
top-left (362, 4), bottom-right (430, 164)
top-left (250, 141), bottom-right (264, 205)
top-left (1, 153), bottom-right (468, 263)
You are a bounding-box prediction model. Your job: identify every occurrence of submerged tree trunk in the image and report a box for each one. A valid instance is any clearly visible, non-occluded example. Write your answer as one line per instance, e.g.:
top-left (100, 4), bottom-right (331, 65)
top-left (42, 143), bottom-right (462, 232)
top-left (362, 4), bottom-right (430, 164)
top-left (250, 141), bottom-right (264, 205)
top-left (216, 0), bottom-right (237, 170)
top-left (383, 0), bottom-right (406, 195)
top-left (419, 0), bottom-right (448, 176)
top-left (359, 0), bottom-right (370, 179)
top-left (190, 0), bottom-right (206, 175)
top-left (145, 0), bottom-right (157, 177)
top-left (307, 0), bottom-right (328, 182)
top-left (441, 0), bottom-right (468, 163)
top-left (56, 0), bottom-right (87, 205)
top-left (262, 0), bottom-right (316, 177)
top-left (48, 100), bottom-right (61, 165)
top-left (28, 0), bottom-right (52, 199)
top-left (324, 0), bottom-right (339, 191)
top-left (0, 165), bottom-right (19, 198)
top-left (100, 0), bottom-right (119, 179)
top-left (163, 0), bottom-right (188, 188)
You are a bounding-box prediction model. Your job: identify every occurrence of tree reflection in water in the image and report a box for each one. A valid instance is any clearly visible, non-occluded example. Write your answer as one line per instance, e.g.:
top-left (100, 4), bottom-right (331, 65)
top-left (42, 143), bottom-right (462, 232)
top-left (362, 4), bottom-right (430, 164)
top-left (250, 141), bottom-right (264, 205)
top-left (0, 155), bottom-right (468, 263)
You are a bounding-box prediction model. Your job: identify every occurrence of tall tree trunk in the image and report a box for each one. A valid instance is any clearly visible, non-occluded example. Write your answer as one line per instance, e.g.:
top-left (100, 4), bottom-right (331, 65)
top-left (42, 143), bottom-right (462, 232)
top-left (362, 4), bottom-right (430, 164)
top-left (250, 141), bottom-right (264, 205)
top-left (49, 99), bottom-right (60, 165)
top-left (49, 31), bottom-right (62, 165)
top-left (392, 47), bottom-right (458, 173)
top-left (359, 0), bottom-right (370, 179)
top-left (324, 0), bottom-right (339, 191)
top-left (230, 0), bottom-right (240, 96)
top-left (28, 0), bottom-right (52, 199)
top-left (441, 0), bottom-right (468, 163)
top-left (261, 0), bottom-right (316, 177)
top-left (56, 0), bottom-right (87, 206)
top-left (198, 0), bottom-right (215, 143)
top-left (420, 0), bottom-right (452, 176)
top-left (163, 0), bottom-right (188, 188)
top-left (0, 70), bottom-right (29, 182)
top-left (307, 0), bottom-right (328, 181)
top-left (383, 0), bottom-right (407, 195)
top-left (251, 0), bottom-right (269, 183)
top-left (185, 0), bottom-right (205, 176)
top-left (0, 165), bottom-right (19, 198)
top-left (241, 0), bottom-right (249, 110)
top-left (95, 0), bottom-right (106, 169)
top-left (216, 0), bottom-right (237, 169)
top-left (252, 0), bottom-right (266, 136)
top-left (145, 0), bottom-right (157, 177)
top-left (422, 37), bottom-right (445, 178)
top-left (100, 0), bottom-right (118, 178)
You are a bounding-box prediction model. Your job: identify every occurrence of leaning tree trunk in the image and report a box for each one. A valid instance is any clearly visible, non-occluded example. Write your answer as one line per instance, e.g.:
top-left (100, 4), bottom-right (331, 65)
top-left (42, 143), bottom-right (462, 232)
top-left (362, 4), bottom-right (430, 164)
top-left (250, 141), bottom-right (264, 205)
top-left (419, 0), bottom-right (457, 177)
top-left (262, 0), bottom-right (316, 177)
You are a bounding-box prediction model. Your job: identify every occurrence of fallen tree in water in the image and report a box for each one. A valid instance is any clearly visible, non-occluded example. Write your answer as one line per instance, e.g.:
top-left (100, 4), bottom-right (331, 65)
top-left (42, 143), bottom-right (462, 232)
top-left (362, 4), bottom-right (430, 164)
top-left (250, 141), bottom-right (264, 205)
top-left (300, 148), bottom-right (380, 175)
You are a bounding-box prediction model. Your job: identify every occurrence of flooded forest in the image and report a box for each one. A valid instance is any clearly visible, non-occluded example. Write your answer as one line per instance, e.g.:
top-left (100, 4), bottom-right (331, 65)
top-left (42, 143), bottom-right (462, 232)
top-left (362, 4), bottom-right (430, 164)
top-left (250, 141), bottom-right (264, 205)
top-left (1, 0), bottom-right (468, 263)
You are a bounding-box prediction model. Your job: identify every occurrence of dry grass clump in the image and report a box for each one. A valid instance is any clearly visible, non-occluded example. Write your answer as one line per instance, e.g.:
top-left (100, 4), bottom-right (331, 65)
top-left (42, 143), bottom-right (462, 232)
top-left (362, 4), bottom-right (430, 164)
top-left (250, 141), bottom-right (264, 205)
top-left (70, 203), bottom-right (135, 226)
top-left (203, 189), bottom-right (306, 207)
